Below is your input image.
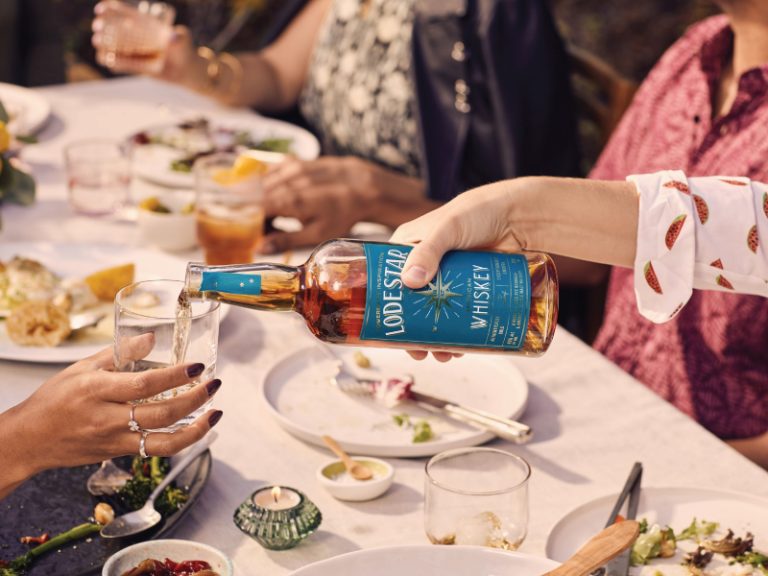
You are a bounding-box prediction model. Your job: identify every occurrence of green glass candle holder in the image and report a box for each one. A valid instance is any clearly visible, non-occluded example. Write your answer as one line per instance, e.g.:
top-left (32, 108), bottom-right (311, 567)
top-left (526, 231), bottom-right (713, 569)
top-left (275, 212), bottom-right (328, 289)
top-left (233, 486), bottom-right (322, 550)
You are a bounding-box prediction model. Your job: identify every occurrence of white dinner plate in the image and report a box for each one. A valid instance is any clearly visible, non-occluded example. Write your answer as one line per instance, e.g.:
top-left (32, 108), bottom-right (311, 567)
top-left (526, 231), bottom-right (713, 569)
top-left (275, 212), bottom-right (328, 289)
top-left (261, 345), bottom-right (529, 458)
top-left (0, 82), bottom-right (51, 135)
top-left (0, 242), bottom-right (228, 364)
top-left (131, 111), bottom-right (320, 188)
top-left (290, 546), bottom-right (558, 576)
top-left (546, 486), bottom-right (768, 565)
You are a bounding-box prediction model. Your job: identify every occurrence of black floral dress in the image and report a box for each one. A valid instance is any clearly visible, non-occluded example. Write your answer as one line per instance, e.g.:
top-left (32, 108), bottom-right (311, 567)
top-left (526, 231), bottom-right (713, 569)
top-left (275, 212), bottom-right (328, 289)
top-left (299, 0), bottom-right (422, 177)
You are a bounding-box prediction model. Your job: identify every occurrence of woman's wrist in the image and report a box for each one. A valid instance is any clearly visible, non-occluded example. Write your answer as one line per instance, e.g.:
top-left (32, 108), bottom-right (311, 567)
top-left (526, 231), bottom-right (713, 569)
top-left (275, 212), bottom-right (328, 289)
top-left (0, 402), bottom-right (42, 496)
top-left (360, 162), bottom-right (435, 227)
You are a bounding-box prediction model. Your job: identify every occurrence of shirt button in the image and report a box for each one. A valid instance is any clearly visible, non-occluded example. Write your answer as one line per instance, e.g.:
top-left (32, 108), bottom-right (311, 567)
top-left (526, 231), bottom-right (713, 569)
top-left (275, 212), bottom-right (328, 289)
top-left (719, 124), bottom-right (730, 136)
top-left (455, 79), bottom-right (470, 96)
top-left (451, 41), bottom-right (466, 62)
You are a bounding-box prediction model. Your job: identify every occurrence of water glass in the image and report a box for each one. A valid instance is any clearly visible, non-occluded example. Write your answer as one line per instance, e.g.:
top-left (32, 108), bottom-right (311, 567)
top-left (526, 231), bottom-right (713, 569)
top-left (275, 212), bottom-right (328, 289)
top-left (96, 0), bottom-right (176, 75)
top-left (194, 153), bottom-right (265, 265)
top-left (114, 279), bottom-right (219, 432)
top-left (64, 140), bottom-right (131, 216)
top-left (424, 447), bottom-right (530, 549)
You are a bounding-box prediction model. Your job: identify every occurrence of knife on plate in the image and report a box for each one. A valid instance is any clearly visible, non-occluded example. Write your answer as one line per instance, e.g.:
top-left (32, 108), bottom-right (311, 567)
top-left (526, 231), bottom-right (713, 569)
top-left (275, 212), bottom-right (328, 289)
top-left (407, 388), bottom-right (533, 444)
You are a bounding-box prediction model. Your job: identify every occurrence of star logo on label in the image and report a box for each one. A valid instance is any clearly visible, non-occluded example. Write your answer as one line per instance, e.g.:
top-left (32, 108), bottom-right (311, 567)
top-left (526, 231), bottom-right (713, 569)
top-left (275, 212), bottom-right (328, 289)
top-left (413, 269), bottom-right (463, 327)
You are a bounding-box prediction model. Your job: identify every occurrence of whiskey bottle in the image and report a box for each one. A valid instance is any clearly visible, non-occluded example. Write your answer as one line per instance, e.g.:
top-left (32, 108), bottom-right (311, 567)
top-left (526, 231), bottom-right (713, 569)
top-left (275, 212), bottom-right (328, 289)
top-left (185, 239), bottom-right (558, 356)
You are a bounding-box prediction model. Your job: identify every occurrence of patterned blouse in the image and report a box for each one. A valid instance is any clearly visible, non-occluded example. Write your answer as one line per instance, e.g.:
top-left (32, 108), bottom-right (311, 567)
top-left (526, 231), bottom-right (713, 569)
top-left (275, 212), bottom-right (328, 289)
top-left (299, 0), bottom-right (422, 177)
top-left (591, 16), bottom-right (768, 440)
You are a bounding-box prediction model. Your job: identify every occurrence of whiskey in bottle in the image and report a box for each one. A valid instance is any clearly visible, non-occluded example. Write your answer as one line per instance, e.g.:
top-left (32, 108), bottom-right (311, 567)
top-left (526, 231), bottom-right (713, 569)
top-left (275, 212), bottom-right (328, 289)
top-left (185, 239), bottom-right (558, 356)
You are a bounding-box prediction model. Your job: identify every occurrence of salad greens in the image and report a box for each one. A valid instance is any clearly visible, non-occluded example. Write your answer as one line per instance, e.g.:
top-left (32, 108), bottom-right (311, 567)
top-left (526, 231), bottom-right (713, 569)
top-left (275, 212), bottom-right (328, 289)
top-left (629, 517), bottom-right (768, 576)
top-left (117, 456), bottom-right (188, 515)
top-left (392, 413), bottom-right (435, 443)
top-left (631, 524), bottom-right (677, 565)
top-left (678, 518), bottom-right (719, 541)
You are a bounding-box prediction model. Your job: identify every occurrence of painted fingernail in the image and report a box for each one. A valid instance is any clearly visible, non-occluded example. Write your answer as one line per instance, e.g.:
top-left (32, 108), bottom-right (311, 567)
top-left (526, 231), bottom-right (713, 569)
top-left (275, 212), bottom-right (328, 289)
top-left (402, 266), bottom-right (428, 286)
top-left (205, 379), bottom-right (222, 397)
top-left (208, 410), bottom-right (223, 428)
top-left (186, 363), bottom-right (205, 378)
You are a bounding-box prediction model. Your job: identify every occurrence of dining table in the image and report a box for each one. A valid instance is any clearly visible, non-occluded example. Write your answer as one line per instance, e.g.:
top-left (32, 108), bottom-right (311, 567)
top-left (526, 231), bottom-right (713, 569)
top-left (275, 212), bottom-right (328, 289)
top-left (1, 76), bottom-right (767, 575)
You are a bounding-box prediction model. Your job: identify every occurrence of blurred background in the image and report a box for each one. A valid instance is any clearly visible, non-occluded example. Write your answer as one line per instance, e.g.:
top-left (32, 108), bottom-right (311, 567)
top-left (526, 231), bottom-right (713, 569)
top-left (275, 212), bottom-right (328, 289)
top-left (0, 0), bottom-right (717, 87)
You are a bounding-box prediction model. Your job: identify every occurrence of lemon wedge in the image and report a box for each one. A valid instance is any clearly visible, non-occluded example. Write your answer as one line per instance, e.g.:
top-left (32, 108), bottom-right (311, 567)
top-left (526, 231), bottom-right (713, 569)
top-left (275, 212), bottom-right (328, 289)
top-left (138, 196), bottom-right (171, 213)
top-left (84, 263), bottom-right (135, 301)
top-left (211, 154), bottom-right (267, 185)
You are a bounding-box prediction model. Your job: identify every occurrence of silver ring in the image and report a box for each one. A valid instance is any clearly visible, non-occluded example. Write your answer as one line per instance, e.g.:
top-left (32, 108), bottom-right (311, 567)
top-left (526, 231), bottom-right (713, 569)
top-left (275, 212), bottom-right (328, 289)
top-left (128, 403), bottom-right (141, 433)
top-left (139, 430), bottom-right (150, 459)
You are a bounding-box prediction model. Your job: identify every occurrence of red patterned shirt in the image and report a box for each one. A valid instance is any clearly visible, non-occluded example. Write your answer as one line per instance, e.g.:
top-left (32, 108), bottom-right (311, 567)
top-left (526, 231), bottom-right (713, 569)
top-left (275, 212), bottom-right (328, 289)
top-left (591, 15), bottom-right (768, 439)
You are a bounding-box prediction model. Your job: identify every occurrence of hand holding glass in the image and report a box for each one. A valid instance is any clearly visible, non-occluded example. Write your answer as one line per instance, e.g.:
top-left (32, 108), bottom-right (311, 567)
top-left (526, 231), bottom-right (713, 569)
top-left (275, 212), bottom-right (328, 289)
top-left (96, 0), bottom-right (176, 75)
top-left (114, 279), bottom-right (219, 432)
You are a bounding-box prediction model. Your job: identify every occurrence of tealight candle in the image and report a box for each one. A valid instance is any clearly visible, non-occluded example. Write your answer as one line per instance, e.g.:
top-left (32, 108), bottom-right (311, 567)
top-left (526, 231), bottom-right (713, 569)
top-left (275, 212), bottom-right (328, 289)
top-left (233, 485), bottom-right (322, 550)
top-left (253, 486), bottom-right (302, 511)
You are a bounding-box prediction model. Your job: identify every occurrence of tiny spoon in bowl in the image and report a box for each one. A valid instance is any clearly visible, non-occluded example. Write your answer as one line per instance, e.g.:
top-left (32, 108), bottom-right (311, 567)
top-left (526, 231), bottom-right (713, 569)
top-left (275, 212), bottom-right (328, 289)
top-left (542, 520), bottom-right (640, 576)
top-left (321, 435), bottom-right (373, 481)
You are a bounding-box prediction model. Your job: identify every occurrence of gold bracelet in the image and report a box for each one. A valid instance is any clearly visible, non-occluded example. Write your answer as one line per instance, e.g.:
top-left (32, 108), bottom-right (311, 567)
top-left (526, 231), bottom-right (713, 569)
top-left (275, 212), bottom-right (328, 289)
top-left (196, 46), bottom-right (243, 100)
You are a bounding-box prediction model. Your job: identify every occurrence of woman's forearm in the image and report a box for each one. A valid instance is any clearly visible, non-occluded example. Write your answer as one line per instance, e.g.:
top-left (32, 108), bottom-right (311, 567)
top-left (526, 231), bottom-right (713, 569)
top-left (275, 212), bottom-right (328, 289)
top-left (0, 402), bottom-right (39, 499)
top-left (505, 177), bottom-right (639, 267)
top-left (179, 50), bottom-right (289, 110)
top-left (184, 0), bottom-right (331, 112)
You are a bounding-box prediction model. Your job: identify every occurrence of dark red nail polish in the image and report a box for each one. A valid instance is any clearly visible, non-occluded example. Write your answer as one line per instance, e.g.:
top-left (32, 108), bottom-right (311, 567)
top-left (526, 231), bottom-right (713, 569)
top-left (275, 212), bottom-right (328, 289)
top-left (205, 379), bottom-right (222, 397)
top-left (186, 363), bottom-right (205, 378)
top-left (208, 410), bottom-right (223, 427)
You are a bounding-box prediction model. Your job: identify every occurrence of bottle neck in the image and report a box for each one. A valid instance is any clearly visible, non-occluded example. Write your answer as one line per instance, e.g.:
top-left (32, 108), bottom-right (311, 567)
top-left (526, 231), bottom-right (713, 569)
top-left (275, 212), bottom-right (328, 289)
top-left (186, 262), bottom-right (301, 312)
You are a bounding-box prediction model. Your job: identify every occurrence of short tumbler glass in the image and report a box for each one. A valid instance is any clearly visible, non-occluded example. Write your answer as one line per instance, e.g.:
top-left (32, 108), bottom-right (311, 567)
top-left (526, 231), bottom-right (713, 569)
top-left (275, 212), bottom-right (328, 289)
top-left (114, 279), bottom-right (219, 432)
top-left (96, 0), bottom-right (176, 75)
top-left (64, 140), bottom-right (132, 216)
top-left (424, 447), bottom-right (530, 549)
top-left (194, 153), bottom-right (265, 265)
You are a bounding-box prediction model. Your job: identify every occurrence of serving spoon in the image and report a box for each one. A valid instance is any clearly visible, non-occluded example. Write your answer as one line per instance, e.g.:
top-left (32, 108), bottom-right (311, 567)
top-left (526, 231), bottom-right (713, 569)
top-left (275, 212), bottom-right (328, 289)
top-left (542, 520), bottom-right (640, 576)
top-left (100, 432), bottom-right (217, 539)
top-left (322, 435), bottom-right (373, 481)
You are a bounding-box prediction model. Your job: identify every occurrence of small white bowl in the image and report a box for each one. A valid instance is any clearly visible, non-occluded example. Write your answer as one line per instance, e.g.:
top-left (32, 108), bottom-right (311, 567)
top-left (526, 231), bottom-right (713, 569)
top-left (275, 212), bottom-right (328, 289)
top-left (317, 457), bottom-right (395, 501)
top-left (102, 539), bottom-right (233, 576)
top-left (137, 208), bottom-right (197, 252)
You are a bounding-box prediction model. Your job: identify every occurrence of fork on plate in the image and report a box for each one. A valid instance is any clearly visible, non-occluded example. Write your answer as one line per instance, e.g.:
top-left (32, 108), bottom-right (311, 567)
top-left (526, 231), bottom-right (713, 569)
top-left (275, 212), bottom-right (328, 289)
top-left (325, 349), bottom-right (533, 444)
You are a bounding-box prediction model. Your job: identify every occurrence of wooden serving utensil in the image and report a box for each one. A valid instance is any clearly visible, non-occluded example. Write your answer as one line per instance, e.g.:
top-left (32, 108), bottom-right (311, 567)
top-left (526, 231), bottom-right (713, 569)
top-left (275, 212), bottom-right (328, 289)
top-left (321, 435), bottom-right (373, 481)
top-left (542, 520), bottom-right (640, 576)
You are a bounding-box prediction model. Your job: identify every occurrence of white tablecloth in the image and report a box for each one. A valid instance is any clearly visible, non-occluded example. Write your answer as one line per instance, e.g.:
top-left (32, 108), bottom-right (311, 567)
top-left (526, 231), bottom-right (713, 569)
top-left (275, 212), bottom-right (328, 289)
top-left (2, 77), bottom-right (766, 574)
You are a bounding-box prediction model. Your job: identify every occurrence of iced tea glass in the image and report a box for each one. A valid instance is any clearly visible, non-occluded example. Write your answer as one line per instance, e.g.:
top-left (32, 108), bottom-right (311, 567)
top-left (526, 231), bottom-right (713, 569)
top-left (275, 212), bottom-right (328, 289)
top-left (194, 153), bottom-right (265, 265)
top-left (424, 447), bottom-right (530, 549)
top-left (114, 279), bottom-right (219, 432)
top-left (64, 140), bottom-right (132, 216)
top-left (96, 0), bottom-right (176, 75)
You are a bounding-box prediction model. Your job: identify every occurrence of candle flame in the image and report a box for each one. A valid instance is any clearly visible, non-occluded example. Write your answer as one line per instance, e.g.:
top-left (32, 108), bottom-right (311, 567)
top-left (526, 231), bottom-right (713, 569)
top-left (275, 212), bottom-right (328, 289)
top-left (271, 486), bottom-right (281, 503)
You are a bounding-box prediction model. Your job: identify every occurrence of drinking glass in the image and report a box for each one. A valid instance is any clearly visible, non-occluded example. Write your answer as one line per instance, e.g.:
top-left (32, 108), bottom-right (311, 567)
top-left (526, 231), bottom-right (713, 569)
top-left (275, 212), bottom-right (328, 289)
top-left (114, 279), bottom-right (219, 432)
top-left (194, 153), bottom-right (265, 265)
top-left (96, 0), bottom-right (176, 75)
top-left (424, 447), bottom-right (530, 549)
top-left (64, 140), bottom-right (131, 216)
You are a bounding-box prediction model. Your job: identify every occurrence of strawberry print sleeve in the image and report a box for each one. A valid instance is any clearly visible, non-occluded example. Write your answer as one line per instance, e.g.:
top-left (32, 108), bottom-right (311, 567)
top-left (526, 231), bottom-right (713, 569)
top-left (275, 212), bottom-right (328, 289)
top-left (629, 171), bottom-right (768, 323)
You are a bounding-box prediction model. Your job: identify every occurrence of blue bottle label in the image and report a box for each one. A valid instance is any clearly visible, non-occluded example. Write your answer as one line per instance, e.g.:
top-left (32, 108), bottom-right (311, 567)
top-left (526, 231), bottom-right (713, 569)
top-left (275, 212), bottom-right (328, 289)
top-left (200, 271), bottom-right (262, 295)
top-left (360, 243), bottom-right (531, 350)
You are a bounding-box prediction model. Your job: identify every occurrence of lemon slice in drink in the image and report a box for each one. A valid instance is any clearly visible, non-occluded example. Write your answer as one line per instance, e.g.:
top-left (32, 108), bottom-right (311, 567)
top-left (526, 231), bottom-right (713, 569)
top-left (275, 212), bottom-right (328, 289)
top-left (211, 154), bottom-right (267, 185)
